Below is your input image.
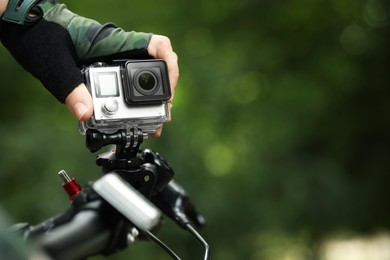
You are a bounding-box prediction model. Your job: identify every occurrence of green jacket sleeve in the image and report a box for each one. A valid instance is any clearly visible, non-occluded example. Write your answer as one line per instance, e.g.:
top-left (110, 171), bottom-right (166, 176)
top-left (38, 1), bottom-right (153, 62)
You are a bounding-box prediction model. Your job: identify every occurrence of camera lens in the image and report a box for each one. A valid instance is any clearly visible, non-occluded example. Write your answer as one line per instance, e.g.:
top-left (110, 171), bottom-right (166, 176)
top-left (138, 72), bottom-right (156, 91)
top-left (134, 70), bottom-right (158, 95)
top-left (124, 60), bottom-right (171, 104)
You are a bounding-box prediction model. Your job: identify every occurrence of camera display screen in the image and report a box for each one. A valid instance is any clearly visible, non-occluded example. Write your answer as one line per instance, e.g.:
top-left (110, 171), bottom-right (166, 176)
top-left (94, 72), bottom-right (119, 98)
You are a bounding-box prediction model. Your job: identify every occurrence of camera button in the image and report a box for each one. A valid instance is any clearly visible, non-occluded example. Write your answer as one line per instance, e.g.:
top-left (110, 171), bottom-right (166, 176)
top-left (102, 100), bottom-right (119, 115)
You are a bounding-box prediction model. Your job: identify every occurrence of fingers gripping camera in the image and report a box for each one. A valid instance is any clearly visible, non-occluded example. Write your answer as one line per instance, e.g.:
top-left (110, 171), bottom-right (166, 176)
top-left (79, 60), bottom-right (171, 136)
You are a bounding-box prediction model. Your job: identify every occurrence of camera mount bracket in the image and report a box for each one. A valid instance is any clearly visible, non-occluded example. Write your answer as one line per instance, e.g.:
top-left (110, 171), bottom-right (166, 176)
top-left (85, 128), bottom-right (147, 158)
top-left (85, 128), bottom-right (173, 198)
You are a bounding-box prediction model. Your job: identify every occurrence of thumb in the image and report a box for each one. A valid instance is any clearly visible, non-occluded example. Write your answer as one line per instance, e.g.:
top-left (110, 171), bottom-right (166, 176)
top-left (65, 83), bottom-right (94, 121)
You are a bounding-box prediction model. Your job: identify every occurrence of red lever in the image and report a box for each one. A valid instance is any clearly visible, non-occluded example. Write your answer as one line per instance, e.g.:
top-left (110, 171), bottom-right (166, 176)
top-left (58, 170), bottom-right (82, 201)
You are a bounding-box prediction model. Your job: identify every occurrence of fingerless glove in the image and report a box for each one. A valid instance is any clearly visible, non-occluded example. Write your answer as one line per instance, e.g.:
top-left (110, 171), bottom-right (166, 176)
top-left (0, 0), bottom-right (152, 103)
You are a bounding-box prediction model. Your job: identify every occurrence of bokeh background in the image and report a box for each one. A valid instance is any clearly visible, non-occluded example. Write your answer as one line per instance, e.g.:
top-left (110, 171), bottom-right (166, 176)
top-left (1, 0), bottom-right (390, 259)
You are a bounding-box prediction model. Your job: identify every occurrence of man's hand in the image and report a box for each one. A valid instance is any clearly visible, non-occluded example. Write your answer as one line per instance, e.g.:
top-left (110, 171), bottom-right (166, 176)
top-left (65, 83), bottom-right (93, 121)
top-left (1, 0), bottom-right (178, 137)
top-left (147, 35), bottom-right (179, 101)
top-left (147, 35), bottom-right (179, 136)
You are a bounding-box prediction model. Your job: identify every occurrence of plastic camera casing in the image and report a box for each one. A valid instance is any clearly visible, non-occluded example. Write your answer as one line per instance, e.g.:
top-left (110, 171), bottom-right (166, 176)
top-left (79, 60), bottom-right (171, 135)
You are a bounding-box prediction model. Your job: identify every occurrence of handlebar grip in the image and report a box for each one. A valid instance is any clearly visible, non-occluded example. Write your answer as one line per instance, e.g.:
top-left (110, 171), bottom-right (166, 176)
top-left (34, 208), bottom-right (111, 260)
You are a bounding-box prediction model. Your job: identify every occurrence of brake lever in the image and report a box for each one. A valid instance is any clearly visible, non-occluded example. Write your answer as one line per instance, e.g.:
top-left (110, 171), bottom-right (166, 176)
top-left (152, 180), bottom-right (206, 229)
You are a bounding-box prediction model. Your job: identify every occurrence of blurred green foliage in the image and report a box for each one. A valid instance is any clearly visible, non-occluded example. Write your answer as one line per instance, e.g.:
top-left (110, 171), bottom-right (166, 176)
top-left (1, 0), bottom-right (390, 259)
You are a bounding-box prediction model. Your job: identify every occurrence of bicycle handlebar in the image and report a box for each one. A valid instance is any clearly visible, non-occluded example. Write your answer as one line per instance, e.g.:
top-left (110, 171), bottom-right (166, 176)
top-left (14, 169), bottom-right (209, 259)
top-left (20, 197), bottom-right (135, 260)
top-left (34, 208), bottom-right (111, 260)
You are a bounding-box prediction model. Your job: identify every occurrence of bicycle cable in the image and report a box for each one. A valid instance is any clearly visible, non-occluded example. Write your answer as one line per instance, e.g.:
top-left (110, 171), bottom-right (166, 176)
top-left (185, 223), bottom-right (210, 260)
top-left (144, 230), bottom-right (181, 260)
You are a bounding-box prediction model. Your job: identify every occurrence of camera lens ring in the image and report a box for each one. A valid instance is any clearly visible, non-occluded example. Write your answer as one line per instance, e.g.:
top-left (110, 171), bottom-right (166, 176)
top-left (133, 69), bottom-right (159, 96)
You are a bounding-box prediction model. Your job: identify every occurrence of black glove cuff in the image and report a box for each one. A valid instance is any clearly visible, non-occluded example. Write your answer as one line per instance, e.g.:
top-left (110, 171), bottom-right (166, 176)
top-left (0, 18), bottom-right (84, 103)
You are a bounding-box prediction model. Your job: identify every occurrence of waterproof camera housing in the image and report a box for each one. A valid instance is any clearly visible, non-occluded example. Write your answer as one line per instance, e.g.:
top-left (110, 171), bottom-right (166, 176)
top-left (79, 60), bottom-right (171, 135)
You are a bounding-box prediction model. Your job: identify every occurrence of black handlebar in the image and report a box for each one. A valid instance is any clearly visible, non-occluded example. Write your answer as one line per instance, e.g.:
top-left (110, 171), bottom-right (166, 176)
top-left (13, 176), bottom-right (209, 259)
top-left (35, 209), bottom-right (111, 259)
top-left (20, 199), bottom-right (132, 260)
top-left (11, 138), bottom-right (209, 259)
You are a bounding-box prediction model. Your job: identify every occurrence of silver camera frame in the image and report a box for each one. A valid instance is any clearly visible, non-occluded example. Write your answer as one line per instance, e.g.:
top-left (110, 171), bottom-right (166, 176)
top-left (79, 60), bottom-right (170, 135)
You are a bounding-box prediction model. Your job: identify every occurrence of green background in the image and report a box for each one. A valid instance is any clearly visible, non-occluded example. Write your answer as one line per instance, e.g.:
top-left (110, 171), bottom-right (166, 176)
top-left (1, 0), bottom-right (389, 259)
